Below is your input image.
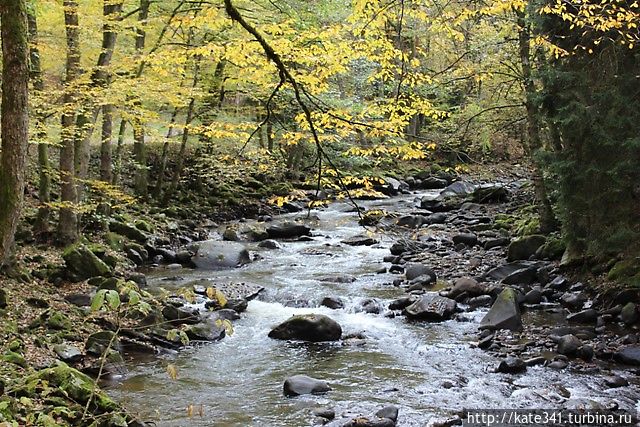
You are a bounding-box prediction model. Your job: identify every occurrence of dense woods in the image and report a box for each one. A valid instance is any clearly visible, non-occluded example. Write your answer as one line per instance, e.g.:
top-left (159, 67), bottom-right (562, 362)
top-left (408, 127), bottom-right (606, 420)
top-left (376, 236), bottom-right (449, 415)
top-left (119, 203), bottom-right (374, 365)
top-left (0, 0), bottom-right (639, 425)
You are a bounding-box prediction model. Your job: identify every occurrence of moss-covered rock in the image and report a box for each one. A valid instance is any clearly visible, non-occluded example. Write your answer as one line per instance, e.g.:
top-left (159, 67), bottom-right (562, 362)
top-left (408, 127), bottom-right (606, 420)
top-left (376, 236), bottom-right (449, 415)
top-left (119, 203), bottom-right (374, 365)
top-left (105, 232), bottom-right (126, 251)
top-left (2, 351), bottom-right (27, 368)
top-left (537, 237), bottom-right (567, 260)
top-left (108, 221), bottom-right (148, 244)
top-left (62, 244), bottom-right (112, 281)
top-left (608, 259), bottom-right (640, 282)
top-left (507, 235), bottom-right (546, 261)
top-left (47, 311), bottom-right (72, 331)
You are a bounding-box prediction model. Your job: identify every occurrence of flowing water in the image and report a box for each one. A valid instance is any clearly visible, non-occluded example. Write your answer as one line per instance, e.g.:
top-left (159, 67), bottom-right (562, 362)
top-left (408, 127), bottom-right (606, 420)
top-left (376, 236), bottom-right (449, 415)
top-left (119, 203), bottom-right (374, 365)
top-left (108, 192), bottom-right (640, 426)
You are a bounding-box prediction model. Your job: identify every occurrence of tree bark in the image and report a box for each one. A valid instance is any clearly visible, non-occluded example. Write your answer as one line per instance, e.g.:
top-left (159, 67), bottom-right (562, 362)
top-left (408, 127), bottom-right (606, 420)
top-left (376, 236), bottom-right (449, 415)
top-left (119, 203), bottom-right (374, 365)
top-left (152, 107), bottom-right (179, 200)
top-left (133, 0), bottom-right (151, 199)
top-left (516, 9), bottom-right (557, 234)
top-left (0, 0), bottom-right (29, 267)
top-left (163, 61), bottom-right (200, 205)
top-left (27, 6), bottom-right (51, 236)
top-left (74, 0), bottom-right (123, 203)
top-left (58, 0), bottom-right (81, 245)
top-left (112, 117), bottom-right (127, 185)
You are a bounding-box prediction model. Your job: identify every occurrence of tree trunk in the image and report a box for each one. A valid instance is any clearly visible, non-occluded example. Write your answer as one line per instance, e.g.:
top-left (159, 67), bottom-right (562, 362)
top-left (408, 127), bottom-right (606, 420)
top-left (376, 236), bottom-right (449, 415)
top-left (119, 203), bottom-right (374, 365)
top-left (133, 0), bottom-right (150, 199)
top-left (516, 9), bottom-right (557, 234)
top-left (0, 0), bottom-right (29, 267)
top-left (27, 6), bottom-right (51, 236)
top-left (58, 0), bottom-right (81, 245)
top-left (112, 118), bottom-right (127, 185)
top-left (153, 107), bottom-right (179, 200)
top-left (75, 0), bottom-right (123, 202)
top-left (100, 104), bottom-right (114, 183)
top-left (163, 62), bottom-right (200, 205)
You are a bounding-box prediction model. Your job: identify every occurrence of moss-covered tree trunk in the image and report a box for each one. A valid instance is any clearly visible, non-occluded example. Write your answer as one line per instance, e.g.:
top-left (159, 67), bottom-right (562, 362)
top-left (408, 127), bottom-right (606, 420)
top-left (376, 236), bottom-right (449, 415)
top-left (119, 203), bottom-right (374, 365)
top-left (58, 0), bottom-right (81, 245)
top-left (0, 0), bottom-right (29, 267)
top-left (27, 5), bottom-right (51, 236)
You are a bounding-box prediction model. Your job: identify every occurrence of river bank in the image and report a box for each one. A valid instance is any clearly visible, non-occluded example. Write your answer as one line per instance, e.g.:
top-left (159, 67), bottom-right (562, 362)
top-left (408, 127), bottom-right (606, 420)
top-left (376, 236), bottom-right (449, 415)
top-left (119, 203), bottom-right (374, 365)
top-left (1, 165), bottom-right (639, 426)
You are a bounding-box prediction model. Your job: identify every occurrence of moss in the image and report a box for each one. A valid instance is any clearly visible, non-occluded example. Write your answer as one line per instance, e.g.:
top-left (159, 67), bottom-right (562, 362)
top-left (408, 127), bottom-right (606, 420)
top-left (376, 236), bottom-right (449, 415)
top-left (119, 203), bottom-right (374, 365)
top-left (47, 311), bottom-right (72, 330)
top-left (105, 232), bottom-right (126, 251)
top-left (2, 351), bottom-right (27, 368)
top-left (608, 259), bottom-right (640, 282)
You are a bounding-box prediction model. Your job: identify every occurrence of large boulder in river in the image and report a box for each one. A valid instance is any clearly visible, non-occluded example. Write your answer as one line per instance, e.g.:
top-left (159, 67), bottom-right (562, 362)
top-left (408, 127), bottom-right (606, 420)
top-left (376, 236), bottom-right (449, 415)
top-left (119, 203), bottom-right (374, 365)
top-left (283, 375), bottom-right (331, 397)
top-left (480, 287), bottom-right (522, 331)
top-left (448, 277), bottom-right (486, 299)
top-left (405, 263), bottom-right (436, 282)
top-left (63, 244), bottom-right (112, 280)
top-left (507, 235), bottom-right (546, 261)
top-left (268, 314), bottom-right (342, 342)
top-left (193, 240), bottom-right (251, 269)
top-left (403, 294), bottom-right (457, 321)
top-left (266, 222), bottom-right (311, 239)
top-left (440, 181), bottom-right (476, 198)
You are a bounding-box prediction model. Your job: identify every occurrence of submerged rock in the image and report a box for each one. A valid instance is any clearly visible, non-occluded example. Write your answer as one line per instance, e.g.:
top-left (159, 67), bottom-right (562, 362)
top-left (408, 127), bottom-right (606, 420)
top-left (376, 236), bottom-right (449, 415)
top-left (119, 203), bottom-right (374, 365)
top-left (283, 375), bottom-right (330, 397)
top-left (480, 287), bottom-right (522, 331)
top-left (341, 235), bottom-right (378, 246)
top-left (193, 240), bottom-right (251, 269)
top-left (269, 314), bottom-right (342, 342)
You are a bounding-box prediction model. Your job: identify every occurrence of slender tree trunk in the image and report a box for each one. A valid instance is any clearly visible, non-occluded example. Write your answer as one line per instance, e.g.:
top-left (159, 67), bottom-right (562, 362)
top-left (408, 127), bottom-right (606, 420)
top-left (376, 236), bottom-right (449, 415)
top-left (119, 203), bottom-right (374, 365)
top-left (199, 60), bottom-right (226, 145)
top-left (112, 118), bottom-right (127, 185)
top-left (75, 0), bottom-right (123, 203)
top-left (27, 6), bottom-right (51, 236)
top-left (153, 107), bottom-right (179, 200)
top-left (58, 0), bottom-right (81, 244)
top-left (133, 0), bottom-right (150, 199)
top-left (163, 62), bottom-right (200, 205)
top-left (100, 104), bottom-right (114, 183)
top-left (0, 0), bottom-right (29, 267)
top-left (516, 9), bottom-right (557, 234)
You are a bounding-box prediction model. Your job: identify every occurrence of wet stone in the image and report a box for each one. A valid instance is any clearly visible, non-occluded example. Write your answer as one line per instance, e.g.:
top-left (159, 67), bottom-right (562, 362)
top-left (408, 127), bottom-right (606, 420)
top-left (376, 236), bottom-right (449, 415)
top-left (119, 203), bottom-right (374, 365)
top-left (496, 356), bottom-right (527, 374)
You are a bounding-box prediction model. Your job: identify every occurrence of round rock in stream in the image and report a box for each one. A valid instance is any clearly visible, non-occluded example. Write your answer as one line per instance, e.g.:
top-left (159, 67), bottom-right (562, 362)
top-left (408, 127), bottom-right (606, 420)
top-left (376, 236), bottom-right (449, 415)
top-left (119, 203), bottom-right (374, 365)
top-left (268, 314), bottom-right (342, 342)
top-left (192, 240), bottom-right (251, 269)
top-left (283, 375), bottom-right (331, 397)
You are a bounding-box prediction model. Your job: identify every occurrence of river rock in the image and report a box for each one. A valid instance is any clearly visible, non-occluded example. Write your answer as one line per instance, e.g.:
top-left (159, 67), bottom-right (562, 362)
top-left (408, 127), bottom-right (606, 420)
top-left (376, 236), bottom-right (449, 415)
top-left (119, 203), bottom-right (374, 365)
top-left (376, 406), bottom-right (399, 423)
top-left (389, 296), bottom-right (417, 311)
top-left (615, 346), bottom-right (640, 365)
top-left (507, 235), bottom-right (546, 261)
top-left (86, 331), bottom-right (120, 356)
top-left (419, 176), bottom-right (448, 189)
top-left (604, 375), bottom-right (629, 388)
top-left (480, 287), bottom-right (522, 331)
top-left (258, 239), bottom-right (281, 249)
top-left (403, 294), bottom-right (457, 321)
top-left (557, 334), bottom-right (582, 356)
top-left (405, 263), bottom-right (436, 282)
top-left (620, 303), bottom-right (638, 324)
top-left (502, 267), bottom-right (537, 285)
top-left (108, 221), bottom-right (148, 243)
top-left (321, 297), bottom-right (345, 310)
top-left (560, 292), bottom-right (587, 310)
top-left (452, 233), bottom-right (478, 247)
top-left (62, 243), bottom-right (112, 280)
top-left (497, 356), bottom-right (527, 374)
top-left (266, 222), bottom-right (311, 239)
top-left (193, 240), bottom-right (251, 269)
top-left (448, 277), bottom-right (486, 299)
top-left (342, 235), bottom-right (378, 246)
top-left (472, 184), bottom-right (508, 203)
top-left (566, 309), bottom-right (598, 323)
top-left (397, 215), bottom-right (426, 228)
top-left (162, 305), bottom-right (201, 325)
top-left (483, 261), bottom-right (533, 281)
top-left (54, 344), bottom-right (83, 363)
top-left (441, 181), bottom-right (475, 197)
top-left (524, 288), bottom-right (542, 304)
top-left (268, 314), bottom-right (342, 342)
top-left (484, 237), bottom-right (510, 250)
top-left (184, 317), bottom-right (226, 341)
top-left (283, 375), bottom-right (330, 397)
top-left (426, 212), bottom-right (447, 224)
